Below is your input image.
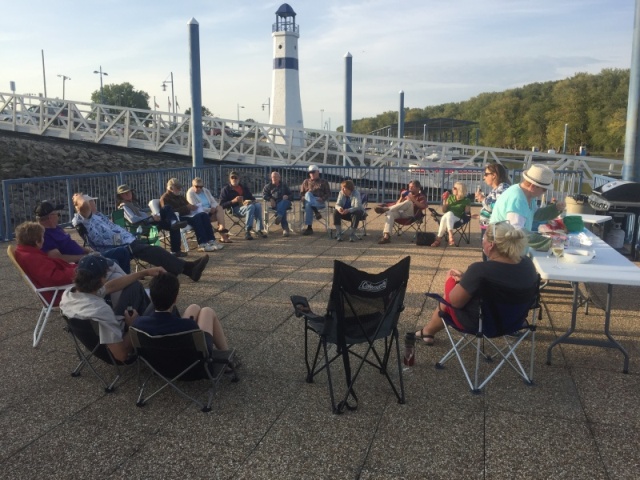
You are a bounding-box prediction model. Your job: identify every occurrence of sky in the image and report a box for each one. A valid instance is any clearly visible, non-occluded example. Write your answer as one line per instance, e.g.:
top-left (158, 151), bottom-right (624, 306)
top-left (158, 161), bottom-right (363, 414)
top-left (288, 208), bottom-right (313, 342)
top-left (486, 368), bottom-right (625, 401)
top-left (1, 0), bottom-right (636, 130)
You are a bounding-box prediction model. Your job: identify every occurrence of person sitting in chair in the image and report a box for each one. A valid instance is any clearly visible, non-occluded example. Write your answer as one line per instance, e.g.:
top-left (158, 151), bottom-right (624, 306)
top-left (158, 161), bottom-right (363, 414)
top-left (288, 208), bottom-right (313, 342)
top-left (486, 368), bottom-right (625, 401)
top-left (415, 222), bottom-right (536, 345)
top-left (160, 178), bottom-right (222, 252)
top-left (333, 179), bottom-right (365, 242)
top-left (300, 165), bottom-right (330, 236)
top-left (262, 171), bottom-right (293, 237)
top-left (431, 181), bottom-right (471, 247)
top-left (219, 170), bottom-right (266, 240)
top-left (116, 184), bottom-right (187, 257)
top-left (60, 255), bottom-right (164, 362)
top-left (375, 180), bottom-right (428, 245)
top-left (133, 272), bottom-right (236, 365)
top-left (35, 200), bottom-right (132, 273)
top-left (185, 177), bottom-right (231, 244)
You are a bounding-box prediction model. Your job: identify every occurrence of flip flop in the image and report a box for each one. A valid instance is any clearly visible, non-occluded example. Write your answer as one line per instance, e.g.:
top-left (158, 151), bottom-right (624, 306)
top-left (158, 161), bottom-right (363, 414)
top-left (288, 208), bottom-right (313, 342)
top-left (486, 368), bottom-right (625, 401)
top-left (415, 329), bottom-right (435, 346)
top-left (219, 238), bottom-right (233, 244)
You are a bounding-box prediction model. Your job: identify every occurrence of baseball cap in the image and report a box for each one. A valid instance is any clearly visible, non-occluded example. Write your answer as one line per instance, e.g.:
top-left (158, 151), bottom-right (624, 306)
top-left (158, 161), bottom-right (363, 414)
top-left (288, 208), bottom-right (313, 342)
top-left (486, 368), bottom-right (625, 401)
top-left (308, 165), bottom-right (320, 173)
top-left (35, 201), bottom-right (64, 218)
top-left (76, 255), bottom-right (111, 278)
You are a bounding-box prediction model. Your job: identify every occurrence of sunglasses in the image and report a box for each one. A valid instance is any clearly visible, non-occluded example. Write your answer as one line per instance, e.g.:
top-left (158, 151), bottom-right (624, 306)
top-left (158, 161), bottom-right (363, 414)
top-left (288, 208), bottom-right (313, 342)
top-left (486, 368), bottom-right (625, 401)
top-left (484, 172), bottom-right (493, 176)
top-left (195, 185), bottom-right (203, 189)
top-left (230, 176), bottom-right (238, 180)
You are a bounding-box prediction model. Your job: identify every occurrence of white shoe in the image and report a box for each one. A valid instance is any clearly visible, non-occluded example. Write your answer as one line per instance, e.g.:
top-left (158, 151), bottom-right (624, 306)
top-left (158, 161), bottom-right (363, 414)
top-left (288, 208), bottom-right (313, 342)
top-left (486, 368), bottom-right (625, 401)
top-left (282, 229), bottom-right (290, 237)
top-left (198, 243), bottom-right (216, 252)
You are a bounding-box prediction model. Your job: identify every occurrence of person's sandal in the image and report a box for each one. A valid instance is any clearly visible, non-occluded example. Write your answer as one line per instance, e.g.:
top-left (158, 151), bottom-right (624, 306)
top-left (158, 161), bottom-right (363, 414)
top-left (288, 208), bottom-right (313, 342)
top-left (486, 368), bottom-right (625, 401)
top-left (430, 238), bottom-right (441, 247)
top-left (415, 329), bottom-right (435, 346)
top-left (448, 238), bottom-right (455, 246)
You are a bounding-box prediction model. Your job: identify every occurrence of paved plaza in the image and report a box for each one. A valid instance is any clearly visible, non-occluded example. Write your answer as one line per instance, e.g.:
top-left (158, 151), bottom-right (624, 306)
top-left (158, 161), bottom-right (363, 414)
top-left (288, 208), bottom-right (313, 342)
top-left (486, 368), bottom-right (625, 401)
top-left (2, 211), bottom-right (640, 479)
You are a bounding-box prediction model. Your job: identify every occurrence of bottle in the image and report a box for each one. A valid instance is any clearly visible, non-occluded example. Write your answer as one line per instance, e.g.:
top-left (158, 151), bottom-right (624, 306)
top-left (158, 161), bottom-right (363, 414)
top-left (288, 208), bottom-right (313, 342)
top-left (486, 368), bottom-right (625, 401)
top-left (403, 332), bottom-right (416, 366)
top-left (136, 225), bottom-right (143, 235)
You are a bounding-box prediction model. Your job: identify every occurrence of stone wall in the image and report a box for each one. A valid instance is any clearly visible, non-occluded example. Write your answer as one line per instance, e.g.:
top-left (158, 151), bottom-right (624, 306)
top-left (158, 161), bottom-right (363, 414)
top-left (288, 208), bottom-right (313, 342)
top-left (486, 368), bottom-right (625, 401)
top-left (0, 130), bottom-right (199, 181)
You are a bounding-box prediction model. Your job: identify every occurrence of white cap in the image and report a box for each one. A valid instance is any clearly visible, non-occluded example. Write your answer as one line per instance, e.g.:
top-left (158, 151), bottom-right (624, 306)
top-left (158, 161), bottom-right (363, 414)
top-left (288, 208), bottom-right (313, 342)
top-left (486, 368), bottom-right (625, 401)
top-left (82, 194), bottom-right (98, 201)
top-left (308, 165), bottom-right (320, 173)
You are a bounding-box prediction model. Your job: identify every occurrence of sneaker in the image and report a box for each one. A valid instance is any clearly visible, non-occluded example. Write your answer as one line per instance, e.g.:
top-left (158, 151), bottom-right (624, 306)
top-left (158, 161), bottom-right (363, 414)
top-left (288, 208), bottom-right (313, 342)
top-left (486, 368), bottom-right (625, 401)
top-left (207, 240), bottom-right (223, 250)
top-left (198, 243), bottom-right (216, 252)
top-left (349, 234), bottom-right (357, 242)
top-left (245, 231), bottom-right (253, 240)
top-left (187, 255), bottom-right (209, 282)
top-left (378, 236), bottom-right (391, 244)
top-left (302, 226), bottom-right (313, 236)
top-left (282, 229), bottom-right (290, 237)
top-left (314, 211), bottom-right (323, 220)
top-left (171, 251), bottom-right (188, 258)
top-left (374, 206), bottom-right (388, 214)
top-left (274, 215), bottom-right (282, 225)
top-left (170, 220), bottom-right (188, 231)
top-left (335, 230), bottom-right (343, 242)
top-left (258, 231), bottom-right (268, 239)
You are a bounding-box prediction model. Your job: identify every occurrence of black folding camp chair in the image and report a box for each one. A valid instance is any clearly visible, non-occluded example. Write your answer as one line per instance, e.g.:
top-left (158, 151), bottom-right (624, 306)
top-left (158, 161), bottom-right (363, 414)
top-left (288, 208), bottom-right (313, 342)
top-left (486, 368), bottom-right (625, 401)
top-left (129, 327), bottom-right (238, 412)
top-left (291, 256), bottom-right (411, 414)
top-left (426, 275), bottom-right (541, 393)
top-left (428, 208), bottom-right (471, 246)
top-left (63, 315), bottom-right (135, 392)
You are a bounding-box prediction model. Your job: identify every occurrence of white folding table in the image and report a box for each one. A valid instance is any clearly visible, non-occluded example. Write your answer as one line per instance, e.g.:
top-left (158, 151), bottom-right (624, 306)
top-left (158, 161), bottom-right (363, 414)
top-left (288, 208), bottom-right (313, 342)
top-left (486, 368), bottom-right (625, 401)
top-left (530, 229), bottom-right (640, 373)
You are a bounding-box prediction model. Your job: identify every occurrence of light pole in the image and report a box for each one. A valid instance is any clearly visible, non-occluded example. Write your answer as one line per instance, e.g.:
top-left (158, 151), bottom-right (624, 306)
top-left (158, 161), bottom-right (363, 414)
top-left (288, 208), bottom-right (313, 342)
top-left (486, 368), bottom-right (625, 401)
top-left (57, 74), bottom-right (71, 100)
top-left (563, 123), bottom-right (568, 154)
top-left (237, 103), bottom-right (245, 122)
top-left (261, 98), bottom-right (270, 119)
top-left (93, 66), bottom-right (108, 104)
top-left (423, 123), bottom-right (427, 141)
top-left (321, 109), bottom-right (324, 129)
top-left (162, 72), bottom-right (175, 121)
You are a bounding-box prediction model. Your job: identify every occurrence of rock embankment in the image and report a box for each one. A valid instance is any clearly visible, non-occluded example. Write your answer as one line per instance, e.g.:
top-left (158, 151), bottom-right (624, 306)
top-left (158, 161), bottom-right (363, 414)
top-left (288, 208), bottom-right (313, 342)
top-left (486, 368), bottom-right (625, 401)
top-left (0, 130), bottom-right (195, 181)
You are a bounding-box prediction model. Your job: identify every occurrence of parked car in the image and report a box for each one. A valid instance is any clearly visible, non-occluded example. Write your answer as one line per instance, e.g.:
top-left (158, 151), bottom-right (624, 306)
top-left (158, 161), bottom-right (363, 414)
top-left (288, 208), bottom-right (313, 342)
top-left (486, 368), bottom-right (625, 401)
top-left (209, 126), bottom-right (241, 137)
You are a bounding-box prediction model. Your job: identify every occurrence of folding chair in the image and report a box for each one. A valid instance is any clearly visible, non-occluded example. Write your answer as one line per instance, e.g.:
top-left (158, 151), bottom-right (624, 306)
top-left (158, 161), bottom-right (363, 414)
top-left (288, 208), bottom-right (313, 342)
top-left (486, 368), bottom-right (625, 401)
top-left (148, 199), bottom-right (194, 252)
top-left (63, 315), bottom-right (134, 392)
top-left (297, 199), bottom-right (331, 237)
top-left (331, 193), bottom-right (370, 242)
top-left (428, 208), bottom-right (472, 246)
top-left (129, 327), bottom-right (239, 412)
top-left (393, 209), bottom-right (426, 241)
top-left (426, 275), bottom-right (541, 393)
top-left (224, 207), bottom-right (248, 236)
top-left (291, 256), bottom-right (411, 414)
top-left (111, 209), bottom-right (159, 247)
top-left (263, 199), bottom-right (294, 234)
top-left (7, 245), bottom-right (73, 347)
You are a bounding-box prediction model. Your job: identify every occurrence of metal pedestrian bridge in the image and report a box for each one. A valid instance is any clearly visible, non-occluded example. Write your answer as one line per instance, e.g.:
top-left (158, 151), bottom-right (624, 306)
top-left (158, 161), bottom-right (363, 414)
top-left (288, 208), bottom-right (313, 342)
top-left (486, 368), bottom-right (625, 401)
top-left (0, 93), bottom-right (623, 184)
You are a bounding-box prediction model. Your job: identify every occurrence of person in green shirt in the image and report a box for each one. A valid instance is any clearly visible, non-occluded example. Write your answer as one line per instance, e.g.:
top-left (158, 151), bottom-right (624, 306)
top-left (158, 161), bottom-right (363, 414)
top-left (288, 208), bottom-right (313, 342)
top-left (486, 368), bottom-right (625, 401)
top-left (432, 182), bottom-right (471, 247)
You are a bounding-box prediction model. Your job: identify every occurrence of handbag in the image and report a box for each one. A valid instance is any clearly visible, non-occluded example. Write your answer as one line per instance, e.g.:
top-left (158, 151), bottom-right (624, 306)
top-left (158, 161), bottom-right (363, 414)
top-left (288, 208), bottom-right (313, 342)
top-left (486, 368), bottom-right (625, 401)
top-left (416, 232), bottom-right (436, 246)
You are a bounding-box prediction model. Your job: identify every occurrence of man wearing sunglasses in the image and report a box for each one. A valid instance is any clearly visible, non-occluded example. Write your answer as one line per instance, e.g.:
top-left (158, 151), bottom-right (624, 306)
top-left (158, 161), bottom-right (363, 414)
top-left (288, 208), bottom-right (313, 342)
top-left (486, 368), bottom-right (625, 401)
top-left (36, 200), bottom-right (132, 274)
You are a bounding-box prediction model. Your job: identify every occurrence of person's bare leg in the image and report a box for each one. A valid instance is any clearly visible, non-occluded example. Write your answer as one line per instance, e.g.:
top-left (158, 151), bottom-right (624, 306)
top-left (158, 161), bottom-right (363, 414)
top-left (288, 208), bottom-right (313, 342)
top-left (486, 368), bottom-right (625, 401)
top-left (193, 305), bottom-right (229, 351)
top-left (215, 206), bottom-right (230, 242)
top-left (416, 304), bottom-right (446, 343)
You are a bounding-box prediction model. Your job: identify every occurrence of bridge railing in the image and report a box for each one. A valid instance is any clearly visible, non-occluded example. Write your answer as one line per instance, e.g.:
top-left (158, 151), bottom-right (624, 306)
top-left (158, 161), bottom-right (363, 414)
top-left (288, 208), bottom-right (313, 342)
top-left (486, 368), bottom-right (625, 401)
top-left (1, 165), bottom-right (585, 241)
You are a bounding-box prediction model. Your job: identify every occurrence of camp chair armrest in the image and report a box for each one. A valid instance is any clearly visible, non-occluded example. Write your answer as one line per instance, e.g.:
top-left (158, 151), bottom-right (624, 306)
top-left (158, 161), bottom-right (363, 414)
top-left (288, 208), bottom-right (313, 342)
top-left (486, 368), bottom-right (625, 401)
top-left (425, 292), bottom-right (454, 309)
top-left (37, 283), bottom-right (74, 293)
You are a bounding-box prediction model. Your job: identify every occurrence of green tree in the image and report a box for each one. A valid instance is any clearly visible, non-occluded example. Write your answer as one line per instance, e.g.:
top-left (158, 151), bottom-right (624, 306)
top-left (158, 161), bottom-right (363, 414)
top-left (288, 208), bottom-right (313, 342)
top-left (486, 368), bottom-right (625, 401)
top-left (184, 106), bottom-right (213, 117)
top-left (90, 82), bottom-right (149, 109)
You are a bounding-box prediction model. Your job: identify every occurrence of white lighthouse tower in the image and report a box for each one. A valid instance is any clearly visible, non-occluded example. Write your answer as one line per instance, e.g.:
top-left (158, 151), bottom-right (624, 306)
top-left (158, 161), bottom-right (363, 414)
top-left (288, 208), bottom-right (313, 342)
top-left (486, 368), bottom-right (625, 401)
top-left (269, 3), bottom-right (304, 147)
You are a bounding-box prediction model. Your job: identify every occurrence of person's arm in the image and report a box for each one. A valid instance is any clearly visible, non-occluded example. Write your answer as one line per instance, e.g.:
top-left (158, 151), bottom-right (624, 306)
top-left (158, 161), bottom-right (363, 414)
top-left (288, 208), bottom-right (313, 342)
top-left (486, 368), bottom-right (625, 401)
top-left (320, 181), bottom-right (330, 202)
top-left (300, 180), bottom-right (308, 196)
top-left (349, 191), bottom-right (362, 213)
top-left (262, 183), bottom-right (272, 201)
top-left (412, 192), bottom-right (428, 210)
top-left (244, 186), bottom-right (256, 202)
top-left (505, 212), bottom-right (527, 229)
top-left (106, 335), bottom-right (133, 362)
top-left (103, 267), bottom-right (165, 296)
top-left (205, 188), bottom-right (219, 208)
top-left (47, 248), bottom-right (85, 264)
top-left (121, 204), bottom-right (149, 224)
top-left (186, 188), bottom-right (198, 205)
top-left (283, 184), bottom-right (292, 199)
top-left (448, 283), bottom-right (473, 309)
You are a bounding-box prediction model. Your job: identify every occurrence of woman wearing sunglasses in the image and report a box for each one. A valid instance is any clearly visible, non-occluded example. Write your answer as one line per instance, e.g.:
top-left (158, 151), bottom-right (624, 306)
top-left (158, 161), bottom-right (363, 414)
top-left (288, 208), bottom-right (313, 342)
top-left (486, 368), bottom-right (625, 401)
top-left (475, 163), bottom-right (510, 260)
top-left (431, 182), bottom-right (471, 247)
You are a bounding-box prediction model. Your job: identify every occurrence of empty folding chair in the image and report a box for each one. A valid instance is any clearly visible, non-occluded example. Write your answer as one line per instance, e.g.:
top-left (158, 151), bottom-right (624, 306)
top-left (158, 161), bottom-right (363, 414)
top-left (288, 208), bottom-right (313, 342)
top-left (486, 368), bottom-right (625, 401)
top-left (426, 276), bottom-right (541, 393)
top-left (429, 208), bottom-right (472, 246)
top-left (64, 315), bottom-right (134, 392)
top-left (291, 256), bottom-right (410, 414)
top-left (7, 245), bottom-right (73, 347)
top-left (129, 327), bottom-right (238, 412)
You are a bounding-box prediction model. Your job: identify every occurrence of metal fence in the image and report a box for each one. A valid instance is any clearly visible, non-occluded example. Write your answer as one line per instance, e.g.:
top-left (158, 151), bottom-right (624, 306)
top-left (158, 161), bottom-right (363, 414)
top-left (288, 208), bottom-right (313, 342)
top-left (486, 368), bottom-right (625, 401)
top-left (1, 165), bottom-right (584, 241)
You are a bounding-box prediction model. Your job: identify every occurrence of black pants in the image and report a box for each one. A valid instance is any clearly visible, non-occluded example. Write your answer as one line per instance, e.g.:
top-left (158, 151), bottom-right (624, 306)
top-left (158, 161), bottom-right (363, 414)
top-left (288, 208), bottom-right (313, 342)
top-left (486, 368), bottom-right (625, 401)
top-left (128, 240), bottom-right (185, 276)
top-left (334, 210), bottom-right (365, 229)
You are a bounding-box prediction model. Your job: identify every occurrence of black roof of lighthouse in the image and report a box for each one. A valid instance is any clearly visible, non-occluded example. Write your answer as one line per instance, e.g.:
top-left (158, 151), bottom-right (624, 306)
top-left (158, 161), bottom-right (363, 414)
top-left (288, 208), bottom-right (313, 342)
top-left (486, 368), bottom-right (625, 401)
top-left (276, 4), bottom-right (296, 18)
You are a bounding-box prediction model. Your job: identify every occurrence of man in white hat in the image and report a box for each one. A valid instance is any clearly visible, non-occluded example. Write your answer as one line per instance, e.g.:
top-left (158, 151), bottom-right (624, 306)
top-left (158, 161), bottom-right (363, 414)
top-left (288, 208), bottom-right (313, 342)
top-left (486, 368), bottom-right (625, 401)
top-left (490, 164), bottom-right (565, 231)
top-left (300, 165), bottom-right (330, 236)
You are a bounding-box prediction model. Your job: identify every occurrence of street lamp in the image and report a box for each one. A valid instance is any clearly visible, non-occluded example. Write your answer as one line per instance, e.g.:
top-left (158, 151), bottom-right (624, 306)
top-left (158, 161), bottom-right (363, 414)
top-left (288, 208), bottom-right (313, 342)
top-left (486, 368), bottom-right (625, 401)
top-left (423, 123), bottom-right (427, 141)
top-left (563, 123), bottom-right (568, 154)
top-left (57, 74), bottom-right (71, 100)
top-left (93, 66), bottom-right (108, 104)
top-left (237, 103), bottom-right (245, 122)
top-left (321, 109), bottom-right (324, 129)
top-left (261, 98), bottom-right (270, 119)
top-left (161, 72), bottom-right (175, 116)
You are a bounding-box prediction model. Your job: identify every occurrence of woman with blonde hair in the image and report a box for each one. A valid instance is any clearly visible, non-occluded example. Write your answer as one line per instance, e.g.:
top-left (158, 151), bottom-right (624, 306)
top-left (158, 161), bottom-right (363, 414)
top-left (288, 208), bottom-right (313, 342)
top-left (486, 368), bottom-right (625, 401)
top-left (416, 221), bottom-right (536, 345)
top-left (431, 181), bottom-right (471, 247)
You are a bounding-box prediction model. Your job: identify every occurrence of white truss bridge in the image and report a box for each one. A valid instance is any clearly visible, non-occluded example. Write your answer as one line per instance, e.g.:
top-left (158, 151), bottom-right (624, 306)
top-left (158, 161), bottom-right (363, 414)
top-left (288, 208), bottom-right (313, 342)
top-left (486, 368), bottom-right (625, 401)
top-left (0, 93), bottom-right (622, 186)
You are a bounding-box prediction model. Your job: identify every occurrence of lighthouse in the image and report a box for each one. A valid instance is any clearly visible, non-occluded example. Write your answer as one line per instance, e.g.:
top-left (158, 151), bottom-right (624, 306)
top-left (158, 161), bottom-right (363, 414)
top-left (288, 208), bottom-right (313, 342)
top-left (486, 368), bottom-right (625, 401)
top-left (269, 3), bottom-right (304, 147)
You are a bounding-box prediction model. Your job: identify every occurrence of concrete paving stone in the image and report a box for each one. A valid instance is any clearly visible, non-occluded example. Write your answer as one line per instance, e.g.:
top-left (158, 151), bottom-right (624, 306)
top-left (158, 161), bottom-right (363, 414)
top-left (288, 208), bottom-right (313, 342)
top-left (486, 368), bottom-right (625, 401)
top-left (591, 422), bottom-right (640, 480)
top-left (222, 302), bottom-right (295, 334)
top-left (485, 410), bottom-right (607, 479)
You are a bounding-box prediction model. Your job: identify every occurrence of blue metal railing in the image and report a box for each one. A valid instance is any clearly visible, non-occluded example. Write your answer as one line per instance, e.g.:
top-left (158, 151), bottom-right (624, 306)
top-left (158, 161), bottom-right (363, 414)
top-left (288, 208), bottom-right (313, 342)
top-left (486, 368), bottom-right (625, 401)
top-left (1, 165), bottom-right (586, 241)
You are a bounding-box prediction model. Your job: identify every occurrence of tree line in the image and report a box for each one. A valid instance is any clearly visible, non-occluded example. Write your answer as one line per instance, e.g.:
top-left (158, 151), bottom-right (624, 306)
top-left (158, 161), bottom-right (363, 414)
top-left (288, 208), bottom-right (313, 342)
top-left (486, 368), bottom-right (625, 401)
top-left (351, 68), bottom-right (629, 156)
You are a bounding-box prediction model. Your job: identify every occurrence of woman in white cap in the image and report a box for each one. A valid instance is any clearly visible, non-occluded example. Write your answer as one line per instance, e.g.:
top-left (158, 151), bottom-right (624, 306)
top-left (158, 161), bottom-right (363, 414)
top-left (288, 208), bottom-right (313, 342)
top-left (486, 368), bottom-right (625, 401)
top-left (490, 164), bottom-right (565, 232)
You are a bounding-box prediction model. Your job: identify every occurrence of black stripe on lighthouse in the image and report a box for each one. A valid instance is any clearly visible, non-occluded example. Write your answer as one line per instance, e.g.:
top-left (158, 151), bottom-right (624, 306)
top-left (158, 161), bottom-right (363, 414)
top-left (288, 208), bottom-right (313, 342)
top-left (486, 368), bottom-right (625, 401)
top-left (273, 58), bottom-right (298, 70)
